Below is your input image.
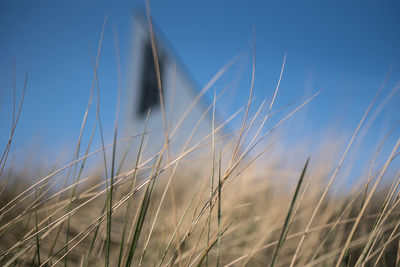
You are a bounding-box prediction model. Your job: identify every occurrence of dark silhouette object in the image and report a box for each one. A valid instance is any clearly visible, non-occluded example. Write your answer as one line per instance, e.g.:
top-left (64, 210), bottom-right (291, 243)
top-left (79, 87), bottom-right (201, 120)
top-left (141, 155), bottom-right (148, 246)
top-left (137, 41), bottom-right (164, 116)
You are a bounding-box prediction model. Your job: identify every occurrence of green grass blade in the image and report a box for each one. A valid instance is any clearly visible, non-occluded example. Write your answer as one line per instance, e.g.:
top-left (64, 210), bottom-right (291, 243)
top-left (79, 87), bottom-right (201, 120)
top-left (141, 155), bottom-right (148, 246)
top-left (194, 218), bottom-right (236, 267)
top-left (125, 154), bottom-right (163, 267)
top-left (270, 157), bottom-right (309, 267)
top-left (117, 110), bottom-right (150, 267)
top-left (158, 189), bottom-right (198, 267)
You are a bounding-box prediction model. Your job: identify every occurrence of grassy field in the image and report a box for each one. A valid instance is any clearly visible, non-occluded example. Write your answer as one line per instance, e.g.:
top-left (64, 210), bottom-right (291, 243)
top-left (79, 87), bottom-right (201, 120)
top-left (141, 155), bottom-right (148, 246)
top-left (1, 87), bottom-right (399, 267)
top-left (1, 17), bottom-right (400, 267)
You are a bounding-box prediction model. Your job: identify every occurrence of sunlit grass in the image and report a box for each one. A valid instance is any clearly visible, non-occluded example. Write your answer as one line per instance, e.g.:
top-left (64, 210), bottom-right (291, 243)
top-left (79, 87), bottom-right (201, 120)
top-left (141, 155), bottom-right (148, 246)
top-left (1, 10), bottom-right (400, 267)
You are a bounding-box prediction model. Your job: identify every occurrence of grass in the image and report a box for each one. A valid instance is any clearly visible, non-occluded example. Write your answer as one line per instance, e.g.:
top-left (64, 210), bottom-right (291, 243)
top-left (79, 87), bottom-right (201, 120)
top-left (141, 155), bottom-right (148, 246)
top-left (0, 124), bottom-right (400, 266)
top-left (1, 11), bottom-right (400, 267)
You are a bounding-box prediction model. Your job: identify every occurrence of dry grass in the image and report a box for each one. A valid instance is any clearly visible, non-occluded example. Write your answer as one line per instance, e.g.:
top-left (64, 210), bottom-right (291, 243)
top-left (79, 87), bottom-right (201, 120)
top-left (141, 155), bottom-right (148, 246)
top-left (1, 9), bottom-right (400, 267)
top-left (0, 139), bottom-right (399, 267)
top-left (1, 83), bottom-right (399, 266)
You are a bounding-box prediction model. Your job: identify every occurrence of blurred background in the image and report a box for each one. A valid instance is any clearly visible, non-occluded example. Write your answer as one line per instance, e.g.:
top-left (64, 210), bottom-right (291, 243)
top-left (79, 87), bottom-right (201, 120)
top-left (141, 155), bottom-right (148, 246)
top-left (1, 0), bottom-right (399, 183)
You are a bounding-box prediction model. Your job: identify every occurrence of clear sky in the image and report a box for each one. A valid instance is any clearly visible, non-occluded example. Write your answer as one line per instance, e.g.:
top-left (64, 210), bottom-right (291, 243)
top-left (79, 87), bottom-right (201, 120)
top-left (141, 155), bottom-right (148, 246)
top-left (1, 1), bottom-right (399, 178)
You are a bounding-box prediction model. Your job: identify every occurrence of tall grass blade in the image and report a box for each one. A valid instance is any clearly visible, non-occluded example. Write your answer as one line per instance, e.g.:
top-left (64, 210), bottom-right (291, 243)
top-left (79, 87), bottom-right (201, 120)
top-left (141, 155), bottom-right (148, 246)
top-left (290, 72), bottom-right (385, 267)
top-left (125, 154), bottom-right (163, 267)
top-left (206, 90), bottom-right (217, 267)
top-left (270, 157), bottom-right (309, 267)
top-left (216, 138), bottom-right (222, 267)
top-left (105, 22), bottom-right (123, 267)
top-left (228, 29), bottom-right (255, 171)
top-left (0, 71), bottom-right (27, 187)
top-left (33, 187), bottom-right (41, 266)
top-left (158, 190), bottom-right (197, 267)
top-left (194, 218), bottom-right (236, 267)
top-left (336, 137), bottom-right (400, 266)
top-left (117, 110), bottom-right (150, 267)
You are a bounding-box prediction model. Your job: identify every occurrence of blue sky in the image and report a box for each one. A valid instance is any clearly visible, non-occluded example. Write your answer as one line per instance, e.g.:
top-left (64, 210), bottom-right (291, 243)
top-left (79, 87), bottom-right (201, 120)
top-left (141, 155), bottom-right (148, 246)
top-left (1, 1), bottom-right (399, 177)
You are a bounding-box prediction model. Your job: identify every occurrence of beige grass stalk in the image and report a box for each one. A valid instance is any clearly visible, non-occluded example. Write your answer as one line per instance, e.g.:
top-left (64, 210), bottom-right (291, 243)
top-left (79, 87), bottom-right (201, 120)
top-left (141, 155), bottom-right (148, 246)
top-left (157, 188), bottom-right (200, 267)
top-left (117, 111), bottom-right (150, 267)
top-left (345, 67), bottom-right (396, 187)
top-left (169, 56), bottom-right (240, 140)
top-left (336, 137), bottom-right (400, 266)
top-left (307, 168), bottom-right (388, 262)
top-left (137, 6), bottom-right (243, 265)
top-left (289, 78), bottom-right (385, 267)
top-left (1, 157), bottom-right (159, 261)
top-left (64, 24), bottom-right (109, 261)
top-left (186, 212), bottom-right (211, 265)
top-left (0, 175), bottom-right (98, 237)
top-left (228, 90), bottom-right (321, 185)
top-left (358, 171), bottom-right (400, 264)
top-left (181, 179), bottom-right (249, 266)
top-left (371, 211), bottom-right (400, 265)
top-left (368, 231), bottom-right (400, 265)
top-left (226, 212), bottom-right (398, 266)
top-left (165, 125), bottom-right (281, 266)
top-left (39, 160), bottom-right (172, 266)
top-left (370, 173), bottom-right (400, 265)
top-left (206, 90), bottom-right (217, 267)
top-left (241, 179), bottom-right (310, 267)
top-left (142, 3), bottom-right (177, 259)
top-left (41, 184), bottom-right (145, 266)
top-left (104, 23), bottom-right (123, 267)
top-left (0, 68), bottom-right (27, 187)
top-left (362, 117), bottom-right (400, 208)
top-left (227, 29), bottom-right (256, 174)
top-left (137, 85), bottom-right (232, 266)
top-left (305, 236), bottom-right (369, 267)
top-left (0, 132), bottom-right (148, 222)
top-left (238, 53), bottom-right (286, 161)
top-left (62, 15), bottom-right (107, 213)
